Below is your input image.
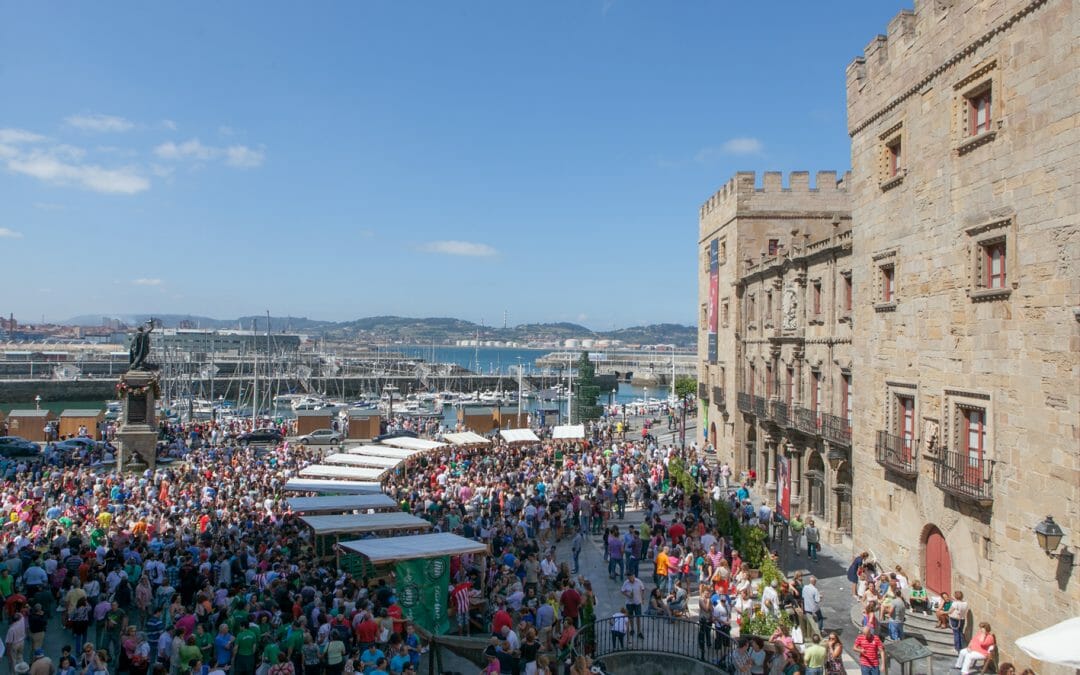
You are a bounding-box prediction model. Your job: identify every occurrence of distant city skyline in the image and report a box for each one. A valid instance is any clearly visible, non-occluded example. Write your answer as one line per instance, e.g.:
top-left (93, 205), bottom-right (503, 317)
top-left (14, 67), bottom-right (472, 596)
top-left (0, 2), bottom-right (904, 326)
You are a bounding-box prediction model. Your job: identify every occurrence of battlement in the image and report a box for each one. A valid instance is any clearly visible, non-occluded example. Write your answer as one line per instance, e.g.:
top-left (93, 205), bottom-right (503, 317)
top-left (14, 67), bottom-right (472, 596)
top-left (847, 0), bottom-right (1051, 135)
top-left (699, 170), bottom-right (851, 220)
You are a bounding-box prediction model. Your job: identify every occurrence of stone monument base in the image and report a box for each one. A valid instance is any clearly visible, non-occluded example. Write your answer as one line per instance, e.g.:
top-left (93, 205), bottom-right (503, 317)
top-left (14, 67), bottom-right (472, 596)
top-left (116, 370), bottom-right (159, 471)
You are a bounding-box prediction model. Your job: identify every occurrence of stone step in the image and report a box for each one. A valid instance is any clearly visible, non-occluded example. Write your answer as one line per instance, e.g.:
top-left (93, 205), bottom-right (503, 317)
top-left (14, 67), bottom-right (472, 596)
top-left (849, 604), bottom-right (957, 659)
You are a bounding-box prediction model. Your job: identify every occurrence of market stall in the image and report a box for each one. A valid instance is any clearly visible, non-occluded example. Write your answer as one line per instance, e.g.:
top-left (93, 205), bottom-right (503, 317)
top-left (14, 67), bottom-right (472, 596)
top-left (442, 431), bottom-right (491, 446)
top-left (551, 424), bottom-right (585, 440)
top-left (286, 494), bottom-right (398, 515)
top-left (303, 512), bottom-right (432, 558)
top-left (380, 436), bottom-right (447, 452)
top-left (499, 428), bottom-right (540, 444)
top-left (283, 478), bottom-right (383, 495)
top-left (323, 453), bottom-right (403, 470)
top-left (299, 464), bottom-right (388, 481)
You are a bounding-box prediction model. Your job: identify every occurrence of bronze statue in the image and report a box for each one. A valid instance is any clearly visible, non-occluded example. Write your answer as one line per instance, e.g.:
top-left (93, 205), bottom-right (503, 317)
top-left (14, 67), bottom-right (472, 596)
top-left (128, 320), bottom-right (155, 370)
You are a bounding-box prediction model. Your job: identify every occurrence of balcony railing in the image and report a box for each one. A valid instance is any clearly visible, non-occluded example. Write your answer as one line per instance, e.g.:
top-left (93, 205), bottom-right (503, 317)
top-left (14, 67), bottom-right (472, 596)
top-left (933, 449), bottom-right (995, 505)
top-left (573, 615), bottom-right (733, 671)
top-left (752, 395), bottom-right (767, 418)
top-left (698, 383), bottom-right (709, 401)
top-left (737, 392), bottom-right (752, 413)
top-left (771, 400), bottom-right (790, 427)
top-left (821, 412), bottom-right (852, 446)
top-left (712, 386), bottom-right (726, 409)
top-left (793, 406), bottom-right (820, 435)
top-left (875, 430), bottom-right (918, 478)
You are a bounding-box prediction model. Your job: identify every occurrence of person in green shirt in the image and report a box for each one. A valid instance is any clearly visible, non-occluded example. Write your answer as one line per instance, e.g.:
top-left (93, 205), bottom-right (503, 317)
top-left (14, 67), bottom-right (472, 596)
top-left (178, 635), bottom-right (203, 673)
top-left (789, 514), bottom-right (805, 557)
top-left (195, 623), bottom-right (214, 665)
top-left (233, 625), bottom-right (259, 675)
top-left (260, 639), bottom-right (281, 672)
top-left (0, 569), bottom-right (14, 598)
top-left (803, 633), bottom-right (827, 675)
top-left (281, 622), bottom-right (305, 664)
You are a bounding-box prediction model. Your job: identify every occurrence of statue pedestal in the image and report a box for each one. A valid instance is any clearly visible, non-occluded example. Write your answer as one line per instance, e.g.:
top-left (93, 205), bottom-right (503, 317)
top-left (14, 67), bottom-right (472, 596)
top-left (116, 370), bottom-right (158, 471)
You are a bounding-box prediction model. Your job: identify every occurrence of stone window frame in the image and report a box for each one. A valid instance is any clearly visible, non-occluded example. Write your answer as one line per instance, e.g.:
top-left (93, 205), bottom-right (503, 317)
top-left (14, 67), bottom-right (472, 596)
top-left (943, 388), bottom-right (994, 465)
top-left (965, 216), bottom-right (1016, 302)
top-left (839, 270), bottom-right (853, 323)
top-left (872, 248), bottom-right (899, 312)
top-left (807, 274), bottom-right (825, 326)
top-left (884, 380), bottom-right (919, 455)
top-left (878, 120), bottom-right (906, 191)
top-left (721, 299), bottom-right (730, 328)
top-left (953, 58), bottom-right (1001, 155)
top-left (719, 237), bottom-right (728, 266)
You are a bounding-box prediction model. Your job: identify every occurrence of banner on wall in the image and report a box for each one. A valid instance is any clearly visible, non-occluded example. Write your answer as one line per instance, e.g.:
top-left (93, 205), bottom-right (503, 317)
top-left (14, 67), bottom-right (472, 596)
top-left (777, 454), bottom-right (791, 520)
top-left (395, 555), bottom-right (450, 635)
top-left (708, 239), bottom-right (719, 363)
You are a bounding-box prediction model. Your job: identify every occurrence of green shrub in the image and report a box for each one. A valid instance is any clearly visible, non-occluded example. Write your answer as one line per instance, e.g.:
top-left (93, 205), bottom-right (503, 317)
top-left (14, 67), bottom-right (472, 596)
top-left (740, 608), bottom-right (790, 638)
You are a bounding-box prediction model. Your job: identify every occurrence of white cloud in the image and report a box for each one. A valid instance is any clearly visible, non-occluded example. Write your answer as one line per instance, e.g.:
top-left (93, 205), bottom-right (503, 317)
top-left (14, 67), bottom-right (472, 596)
top-left (720, 137), bottom-right (763, 155)
top-left (0, 128), bottom-right (45, 144)
top-left (421, 240), bottom-right (498, 257)
top-left (65, 113), bottom-right (134, 133)
top-left (0, 228), bottom-right (23, 239)
top-left (224, 145), bottom-right (264, 168)
top-left (7, 154), bottom-right (150, 194)
top-left (160, 119), bottom-right (177, 131)
top-left (154, 138), bottom-right (217, 161)
top-left (132, 278), bottom-right (163, 286)
top-left (154, 138), bottom-right (265, 169)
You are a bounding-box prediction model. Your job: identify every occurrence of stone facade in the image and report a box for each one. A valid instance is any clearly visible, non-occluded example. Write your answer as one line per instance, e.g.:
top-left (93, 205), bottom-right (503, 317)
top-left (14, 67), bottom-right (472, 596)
top-left (697, 171), bottom-right (853, 543)
top-left (846, 0), bottom-right (1079, 669)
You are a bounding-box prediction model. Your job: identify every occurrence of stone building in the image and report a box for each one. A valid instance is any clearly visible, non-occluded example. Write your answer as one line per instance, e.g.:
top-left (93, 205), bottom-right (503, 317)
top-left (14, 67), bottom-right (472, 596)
top-left (846, 0), bottom-right (1079, 666)
top-left (697, 171), bottom-right (854, 543)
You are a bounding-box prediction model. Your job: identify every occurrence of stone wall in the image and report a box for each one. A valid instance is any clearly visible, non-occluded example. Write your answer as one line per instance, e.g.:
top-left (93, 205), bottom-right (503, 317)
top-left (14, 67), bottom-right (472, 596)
top-left (847, 0), bottom-right (1079, 671)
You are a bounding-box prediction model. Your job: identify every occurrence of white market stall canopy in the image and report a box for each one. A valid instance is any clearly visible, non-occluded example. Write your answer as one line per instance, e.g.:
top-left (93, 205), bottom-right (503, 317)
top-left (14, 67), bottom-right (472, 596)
top-left (324, 453), bottom-right (403, 470)
top-left (552, 424), bottom-right (585, 440)
top-left (301, 513), bottom-right (432, 536)
top-left (443, 431), bottom-right (490, 446)
top-left (1016, 617), bottom-right (1080, 668)
top-left (380, 437), bottom-right (447, 452)
top-left (284, 479), bottom-right (383, 495)
top-left (300, 464), bottom-right (387, 481)
top-left (338, 532), bottom-right (488, 565)
top-left (344, 445), bottom-right (425, 460)
top-left (500, 429), bottom-right (540, 443)
top-left (287, 494), bottom-right (398, 514)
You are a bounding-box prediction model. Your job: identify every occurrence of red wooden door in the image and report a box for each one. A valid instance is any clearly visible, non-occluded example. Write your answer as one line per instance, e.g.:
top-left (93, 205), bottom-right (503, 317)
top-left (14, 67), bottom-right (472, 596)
top-left (710, 423), bottom-right (717, 449)
top-left (925, 529), bottom-right (952, 595)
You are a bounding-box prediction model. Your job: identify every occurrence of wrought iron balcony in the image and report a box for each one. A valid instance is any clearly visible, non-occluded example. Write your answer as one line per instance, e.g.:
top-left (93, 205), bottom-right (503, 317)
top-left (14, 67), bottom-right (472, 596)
top-left (712, 386), bottom-right (726, 409)
top-left (821, 412), bottom-right (852, 447)
top-left (770, 400), bottom-right (790, 428)
top-left (793, 406), bottom-right (820, 435)
top-left (737, 392), bottom-right (752, 413)
top-left (698, 383), bottom-right (709, 401)
top-left (875, 430), bottom-right (918, 478)
top-left (933, 449), bottom-right (995, 505)
top-left (752, 395), bottom-right (767, 418)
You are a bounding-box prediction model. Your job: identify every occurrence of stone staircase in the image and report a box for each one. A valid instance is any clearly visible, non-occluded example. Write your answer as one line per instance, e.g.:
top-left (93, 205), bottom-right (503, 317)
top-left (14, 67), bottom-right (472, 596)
top-left (849, 603), bottom-right (960, 659)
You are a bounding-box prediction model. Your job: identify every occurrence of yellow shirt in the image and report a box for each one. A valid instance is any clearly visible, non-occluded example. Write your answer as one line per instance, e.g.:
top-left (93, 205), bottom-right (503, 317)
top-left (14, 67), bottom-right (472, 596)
top-left (97, 511), bottom-right (113, 528)
top-left (655, 551), bottom-right (670, 576)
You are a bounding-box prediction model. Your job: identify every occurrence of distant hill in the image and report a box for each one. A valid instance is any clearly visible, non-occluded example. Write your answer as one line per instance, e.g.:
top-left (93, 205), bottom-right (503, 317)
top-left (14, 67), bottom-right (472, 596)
top-left (67, 313), bottom-right (696, 347)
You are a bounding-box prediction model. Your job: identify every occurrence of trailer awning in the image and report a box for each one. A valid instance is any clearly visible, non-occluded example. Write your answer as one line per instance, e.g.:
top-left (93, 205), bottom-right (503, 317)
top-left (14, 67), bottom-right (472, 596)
top-left (287, 494), bottom-right (398, 514)
top-left (552, 424), bottom-right (585, 440)
top-left (283, 479), bottom-right (383, 495)
top-left (299, 465), bottom-right (387, 481)
top-left (338, 532), bottom-right (488, 565)
top-left (499, 429), bottom-right (540, 443)
top-left (380, 437), bottom-right (447, 452)
top-left (343, 445), bottom-right (424, 460)
top-left (324, 454), bottom-right (402, 469)
top-left (443, 431), bottom-right (490, 446)
top-left (301, 513), bottom-right (432, 536)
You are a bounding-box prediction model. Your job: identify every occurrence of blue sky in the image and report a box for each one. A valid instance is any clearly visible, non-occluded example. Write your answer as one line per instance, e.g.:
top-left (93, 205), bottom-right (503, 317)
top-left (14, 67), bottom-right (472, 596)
top-left (0, 1), bottom-right (904, 329)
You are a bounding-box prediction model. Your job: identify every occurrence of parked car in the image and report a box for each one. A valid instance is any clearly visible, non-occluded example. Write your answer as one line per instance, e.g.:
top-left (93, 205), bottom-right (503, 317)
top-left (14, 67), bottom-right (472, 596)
top-left (237, 428), bottom-right (284, 446)
top-left (53, 438), bottom-right (102, 454)
top-left (297, 428), bottom-right (342, 444)
top-left (0, 436), bottom-right (41, 458)
top-left (373, 429), bottom-right (418, 443)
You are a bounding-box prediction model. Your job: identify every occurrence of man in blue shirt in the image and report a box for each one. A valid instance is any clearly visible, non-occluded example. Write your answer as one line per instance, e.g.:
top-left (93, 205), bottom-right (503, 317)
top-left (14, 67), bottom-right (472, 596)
top-left (213, 624), bottom-right (234, 668)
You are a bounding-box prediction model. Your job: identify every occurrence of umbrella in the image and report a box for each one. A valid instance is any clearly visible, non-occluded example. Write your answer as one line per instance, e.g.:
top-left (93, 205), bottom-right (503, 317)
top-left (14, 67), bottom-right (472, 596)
top-left (1016, 616), bottom-right (1080, 668)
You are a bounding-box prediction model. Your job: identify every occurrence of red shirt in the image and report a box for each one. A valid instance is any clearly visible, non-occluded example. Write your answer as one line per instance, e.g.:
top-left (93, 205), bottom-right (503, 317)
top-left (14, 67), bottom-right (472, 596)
top-left (492, 609), bottom-right (512, 636)
top-left (668, 523), bottom-right (686, 544)
top-left (560, 588), bottom-right (582, 619)
top-left (387, 604), bottom-right (404, 636)
top-left (854, 634), bottom-right (883, 667)
top-left (355, 618), bottom-right (378, 643)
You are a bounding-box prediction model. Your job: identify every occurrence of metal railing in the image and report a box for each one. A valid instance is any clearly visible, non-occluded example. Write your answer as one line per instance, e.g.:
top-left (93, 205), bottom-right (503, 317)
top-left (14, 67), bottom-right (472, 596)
top-left (770, 400), bottom-right (790, 428)
top-left (821, 412), bottom-right (851, 446)
top-left (793, 406), bottom-right (819, 435)
top-left (737, 392), bottom-right (752, 413)
top-left (698, 383), bottom-right (709, 400)
top-left (752, 395), bottom-right (767, 418)
top-left (573, 615), bottom-right (733, 670)
top-left (933, 449), bottom-right (995, 504)
top-left (712, 387), bottom-right (725, 409)
top-left (875, 430), bottom-right (918, 477)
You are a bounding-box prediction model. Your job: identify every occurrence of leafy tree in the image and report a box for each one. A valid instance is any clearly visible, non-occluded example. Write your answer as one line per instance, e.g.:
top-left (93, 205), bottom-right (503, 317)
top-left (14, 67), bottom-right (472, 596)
top-left (674, 375), bottom-right (697, 400)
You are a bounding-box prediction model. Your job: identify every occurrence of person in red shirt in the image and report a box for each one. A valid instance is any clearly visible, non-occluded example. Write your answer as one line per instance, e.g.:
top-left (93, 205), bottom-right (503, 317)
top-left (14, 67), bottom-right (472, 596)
top-left (668, 520), bottom-right (686, 546)
top-left (853, 625), bottom-right (884, 675)
top-left (559, 582), bottom-right (582, 625)
top-left (387, 602), bottom-right (405, 637)
top-left (354, 612), bottom-right (379, 648)
top-left (491, 602), bottom-right (512, 637)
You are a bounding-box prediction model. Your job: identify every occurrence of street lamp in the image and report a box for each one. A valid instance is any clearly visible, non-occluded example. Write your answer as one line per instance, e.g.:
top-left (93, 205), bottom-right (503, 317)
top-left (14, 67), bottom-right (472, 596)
top-left (1035, 516), bottom-right (1075, 565)
top-left (34, 395), bottom-right (41, 410)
